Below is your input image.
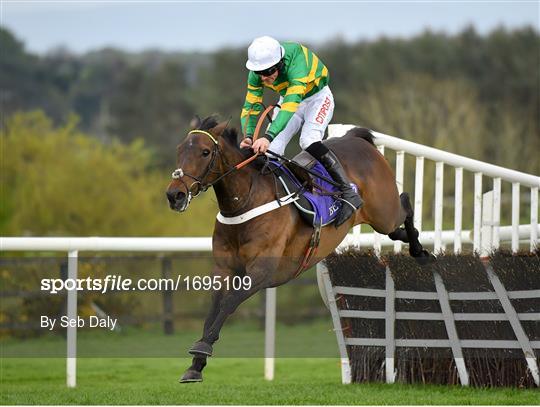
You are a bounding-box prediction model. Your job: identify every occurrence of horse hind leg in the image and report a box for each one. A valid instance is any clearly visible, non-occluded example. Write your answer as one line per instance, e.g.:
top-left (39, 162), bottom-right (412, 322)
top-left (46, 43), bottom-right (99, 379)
top-left (388, 192), bottom-right (434, 263)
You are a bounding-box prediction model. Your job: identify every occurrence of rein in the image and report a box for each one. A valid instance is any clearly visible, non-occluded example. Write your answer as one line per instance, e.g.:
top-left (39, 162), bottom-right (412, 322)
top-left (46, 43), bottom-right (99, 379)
top-left (172, 105), bottom-right (278, 200)
top-left (242, 103), bottom-right (277, 141)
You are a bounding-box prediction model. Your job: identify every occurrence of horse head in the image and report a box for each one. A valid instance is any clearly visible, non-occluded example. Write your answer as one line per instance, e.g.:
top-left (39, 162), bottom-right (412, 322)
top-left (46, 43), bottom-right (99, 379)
top-left (166, 117), bottom-right (230, 212)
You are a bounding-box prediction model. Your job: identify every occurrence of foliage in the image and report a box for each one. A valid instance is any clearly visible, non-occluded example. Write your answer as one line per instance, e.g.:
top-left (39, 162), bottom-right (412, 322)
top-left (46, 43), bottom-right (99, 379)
top-left (0, 112), bottom-right (219, 336)
top-left (1, 26), bottom-right (538, 235)
top-left (1, 26), bottom-right (537, 174)
top-left (0, 111), bottom-right (217, 236)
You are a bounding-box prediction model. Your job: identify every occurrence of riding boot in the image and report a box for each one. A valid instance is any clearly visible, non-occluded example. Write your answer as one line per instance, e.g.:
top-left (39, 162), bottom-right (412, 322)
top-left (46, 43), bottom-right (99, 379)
top-left (306, 142), bottom-right (363, 227)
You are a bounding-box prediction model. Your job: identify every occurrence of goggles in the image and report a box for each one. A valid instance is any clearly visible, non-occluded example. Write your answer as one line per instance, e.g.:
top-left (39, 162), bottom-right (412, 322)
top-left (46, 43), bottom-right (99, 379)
top-left (255, 65), bottom-right (278, 77)
top-left (254, 60), bottom-right (283, 77)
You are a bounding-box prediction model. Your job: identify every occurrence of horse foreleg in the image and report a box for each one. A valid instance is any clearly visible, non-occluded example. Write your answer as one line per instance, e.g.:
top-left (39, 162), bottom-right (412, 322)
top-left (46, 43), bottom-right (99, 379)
top-left (202, 271), bottom-right (272, 345)
top-left (179, 259), bottom-right (275, 383)
top-left (179, 286), bottom-right (224, 383)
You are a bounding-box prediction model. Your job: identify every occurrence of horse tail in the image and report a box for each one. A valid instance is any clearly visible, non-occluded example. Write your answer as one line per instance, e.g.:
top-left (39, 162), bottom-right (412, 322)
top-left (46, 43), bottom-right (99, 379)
top-left (344, 127), bottom-right (376, 146)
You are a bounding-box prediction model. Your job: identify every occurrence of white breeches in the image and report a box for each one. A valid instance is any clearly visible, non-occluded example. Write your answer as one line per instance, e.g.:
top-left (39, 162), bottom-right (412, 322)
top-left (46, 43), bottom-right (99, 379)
top-left (268, 86), bottom-right (335, 155)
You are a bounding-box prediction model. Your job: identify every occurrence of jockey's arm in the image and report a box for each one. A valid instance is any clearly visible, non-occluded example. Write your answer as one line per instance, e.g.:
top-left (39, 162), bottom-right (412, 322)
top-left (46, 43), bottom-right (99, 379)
top-left (263, 48), bottom-right (309, 142)
top-left (262, 78), bottom-right (307, 142)
top-left (240, 73), bottom-right (264, 138)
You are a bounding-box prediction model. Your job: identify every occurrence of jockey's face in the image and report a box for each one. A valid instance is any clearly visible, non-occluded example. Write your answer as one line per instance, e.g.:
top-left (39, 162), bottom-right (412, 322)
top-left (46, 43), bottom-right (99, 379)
top-left (259, 70), bottom-right (279, 84)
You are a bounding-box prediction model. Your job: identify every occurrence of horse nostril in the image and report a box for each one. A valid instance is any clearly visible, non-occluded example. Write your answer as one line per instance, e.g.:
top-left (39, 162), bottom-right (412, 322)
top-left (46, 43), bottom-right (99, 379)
top-left (166, 189), bottom-right (187, 206)
top-left (166, 189), bottom-right (179, 204)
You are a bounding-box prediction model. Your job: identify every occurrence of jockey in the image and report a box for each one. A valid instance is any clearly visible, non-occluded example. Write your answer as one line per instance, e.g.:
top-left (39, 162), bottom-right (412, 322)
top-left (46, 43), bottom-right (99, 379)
top-left (240, 36), bottom-right (363, 227)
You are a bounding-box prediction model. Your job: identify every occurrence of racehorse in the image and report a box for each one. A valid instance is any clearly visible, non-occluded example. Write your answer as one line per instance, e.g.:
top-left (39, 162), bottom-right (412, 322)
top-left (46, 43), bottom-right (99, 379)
top-left (166, 115), bottom-right (432, 382)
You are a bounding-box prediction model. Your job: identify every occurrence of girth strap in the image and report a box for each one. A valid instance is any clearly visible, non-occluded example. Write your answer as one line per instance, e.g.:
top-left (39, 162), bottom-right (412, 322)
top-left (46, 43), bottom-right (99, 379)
top-left (294, 220), bottom-right (322, 278)
top-left (216, 192), bottom-right (299, 225)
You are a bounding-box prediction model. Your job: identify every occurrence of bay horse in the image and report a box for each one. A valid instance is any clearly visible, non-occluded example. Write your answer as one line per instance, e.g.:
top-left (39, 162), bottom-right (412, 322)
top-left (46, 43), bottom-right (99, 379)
top-left (166, 116), bottom-right (431, 382)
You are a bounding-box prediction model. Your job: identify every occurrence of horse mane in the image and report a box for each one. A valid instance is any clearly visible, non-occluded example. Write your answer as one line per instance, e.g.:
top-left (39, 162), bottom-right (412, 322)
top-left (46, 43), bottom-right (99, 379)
top-left (345, 127), bottom-right (376, 146)
top-left (197, 115), bottom-right (240, 149)
top-left (196, 114), bottom-right (267, 167)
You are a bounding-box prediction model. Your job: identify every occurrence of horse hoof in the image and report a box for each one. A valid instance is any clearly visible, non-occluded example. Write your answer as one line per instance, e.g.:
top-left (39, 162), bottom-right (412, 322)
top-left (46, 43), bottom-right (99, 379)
top-left (414, 250), bottom-right (436, 265)
top-left (179, 369), bottom-right (203, 383)
top-left (189, 341), bottom-right (213, 356)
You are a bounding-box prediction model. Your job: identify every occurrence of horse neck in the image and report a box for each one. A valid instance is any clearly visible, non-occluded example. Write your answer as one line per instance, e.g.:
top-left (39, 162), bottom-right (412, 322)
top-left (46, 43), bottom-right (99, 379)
top-left (212, 143), bottom-right (269, 215)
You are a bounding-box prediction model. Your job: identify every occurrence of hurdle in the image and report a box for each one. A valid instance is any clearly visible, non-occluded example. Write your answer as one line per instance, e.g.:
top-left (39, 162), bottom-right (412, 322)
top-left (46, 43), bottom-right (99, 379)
top-left (317, 125), bottom-right (539, 386)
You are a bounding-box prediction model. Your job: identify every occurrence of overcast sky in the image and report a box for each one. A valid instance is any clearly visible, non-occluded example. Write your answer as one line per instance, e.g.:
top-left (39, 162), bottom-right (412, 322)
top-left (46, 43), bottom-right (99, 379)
top-left (1, 1), bottom-right (538, 54)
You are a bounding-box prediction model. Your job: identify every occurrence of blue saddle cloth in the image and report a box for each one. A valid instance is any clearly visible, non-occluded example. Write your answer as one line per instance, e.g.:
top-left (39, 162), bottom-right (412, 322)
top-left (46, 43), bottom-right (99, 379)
top-left (268, 160), bottom-right (358, 227)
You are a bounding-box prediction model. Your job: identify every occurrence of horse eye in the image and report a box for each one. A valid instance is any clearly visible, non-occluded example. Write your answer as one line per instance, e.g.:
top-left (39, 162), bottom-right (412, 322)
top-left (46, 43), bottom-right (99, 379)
top-left (202, 149), bottom-right (211, 157)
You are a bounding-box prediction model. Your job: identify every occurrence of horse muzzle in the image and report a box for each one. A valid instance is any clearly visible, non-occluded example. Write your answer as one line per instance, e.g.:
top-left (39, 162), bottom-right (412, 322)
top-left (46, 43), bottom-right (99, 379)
top-left (166, 188), bottom-right (191, 212)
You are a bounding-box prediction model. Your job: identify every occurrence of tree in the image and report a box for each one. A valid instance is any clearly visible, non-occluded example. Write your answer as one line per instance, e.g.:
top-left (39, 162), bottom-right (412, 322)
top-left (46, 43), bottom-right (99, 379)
top-left (350, 75), bottom-right (489, 230)
top-left (107, 61), bottom-right (197, 165)
top-left (0, 28), bottom-right (67, 125)
top-left (1, 111), bottom-right (217, 236)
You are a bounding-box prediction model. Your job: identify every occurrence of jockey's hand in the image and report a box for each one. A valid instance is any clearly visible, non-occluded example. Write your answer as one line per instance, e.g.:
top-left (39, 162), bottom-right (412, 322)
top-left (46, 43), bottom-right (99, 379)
top-left (252, 138), bottom-right (270, 154)
top-left (240, 137), bottom-right (252, 149)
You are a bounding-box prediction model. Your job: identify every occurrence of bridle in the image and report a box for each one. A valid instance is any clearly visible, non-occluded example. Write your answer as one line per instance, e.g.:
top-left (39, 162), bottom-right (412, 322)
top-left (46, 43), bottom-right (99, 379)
top-left (172, 129), bottom-right (220, 197)
top-left (171, 129), bottom-right (260, 209)
top-left (171, 105), bottom-right (277, 210)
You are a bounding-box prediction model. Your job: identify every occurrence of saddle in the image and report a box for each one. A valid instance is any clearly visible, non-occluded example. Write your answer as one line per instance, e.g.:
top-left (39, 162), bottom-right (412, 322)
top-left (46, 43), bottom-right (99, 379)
top-left (266, 151), bottom-right (347, 227)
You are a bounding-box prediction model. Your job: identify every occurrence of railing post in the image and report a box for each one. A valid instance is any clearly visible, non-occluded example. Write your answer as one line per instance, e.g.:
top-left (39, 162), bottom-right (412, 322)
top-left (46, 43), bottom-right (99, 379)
top-left (493, 178), bottom-right (502, 249)
top-left (385, 267), bottom-right (396, 383)
top-left (434, 162), bottom-right (444, 253)
top-left (414, 156), bottom-right (424, 232)
top-left (512, 182), bottom-right (520, 253)
top-left (473, 173), bottom-right (483, 253)
top-left (66, 250), bottom-right (78, 388)
top-left (264, 287), bottom-right (276, 381)
top-left (481, 191), bottom-right (494, 257)
top-left (352, 225), bottom-right (361, 249)
top-left (530, 187), bottom-right (538, 251)
top-left (454, 167), bottom-right (463, 253)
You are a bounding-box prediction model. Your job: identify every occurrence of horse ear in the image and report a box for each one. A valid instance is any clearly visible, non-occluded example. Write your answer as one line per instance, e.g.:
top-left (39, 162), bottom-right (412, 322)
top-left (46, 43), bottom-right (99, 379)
top-left (190, 115), bottom-right (201, 129)
top-left (211, 120), bottom-right (230, 137)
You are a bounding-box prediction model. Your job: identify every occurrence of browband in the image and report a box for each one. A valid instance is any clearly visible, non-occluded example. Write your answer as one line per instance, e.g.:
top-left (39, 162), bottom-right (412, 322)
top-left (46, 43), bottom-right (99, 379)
top-left (188, 129), bottom-right (218, 145)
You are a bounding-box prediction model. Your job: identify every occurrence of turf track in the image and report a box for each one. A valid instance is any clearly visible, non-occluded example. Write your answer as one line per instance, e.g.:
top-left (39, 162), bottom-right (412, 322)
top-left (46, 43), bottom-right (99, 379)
top-left (1, 322), bottom-right (538, 404)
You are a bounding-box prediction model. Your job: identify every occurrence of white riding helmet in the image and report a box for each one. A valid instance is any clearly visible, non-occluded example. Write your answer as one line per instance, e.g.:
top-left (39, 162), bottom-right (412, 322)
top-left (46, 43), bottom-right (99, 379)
top-left (246, 36), bottom-right (285, 71)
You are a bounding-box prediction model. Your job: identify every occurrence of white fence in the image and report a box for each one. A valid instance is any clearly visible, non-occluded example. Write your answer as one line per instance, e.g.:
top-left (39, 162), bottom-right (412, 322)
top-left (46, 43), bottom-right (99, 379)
top-left (318, 262), bottom-right (540, 387)
top-left (2, 125), bottom-right (539, 387)
top-left (0, 238), bottom-right (215, 388)
top-left (320, 125), bottom-right (539, 385)
top-left (328, 125), bottom-right (539, 256)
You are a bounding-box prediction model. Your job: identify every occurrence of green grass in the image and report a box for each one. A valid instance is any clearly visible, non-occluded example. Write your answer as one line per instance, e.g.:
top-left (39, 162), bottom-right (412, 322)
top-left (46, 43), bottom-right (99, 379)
top-left (1, 322), bottom-right (538, 405)
top-left (0, 320), bottom-right (340, 358)
top-left (2, 358), bottom-right (538, 405)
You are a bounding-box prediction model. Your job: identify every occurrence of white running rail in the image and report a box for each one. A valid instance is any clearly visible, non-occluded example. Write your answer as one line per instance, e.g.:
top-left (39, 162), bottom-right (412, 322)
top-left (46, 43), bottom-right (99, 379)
top-left (328, 124), bottom-right (539, 255)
